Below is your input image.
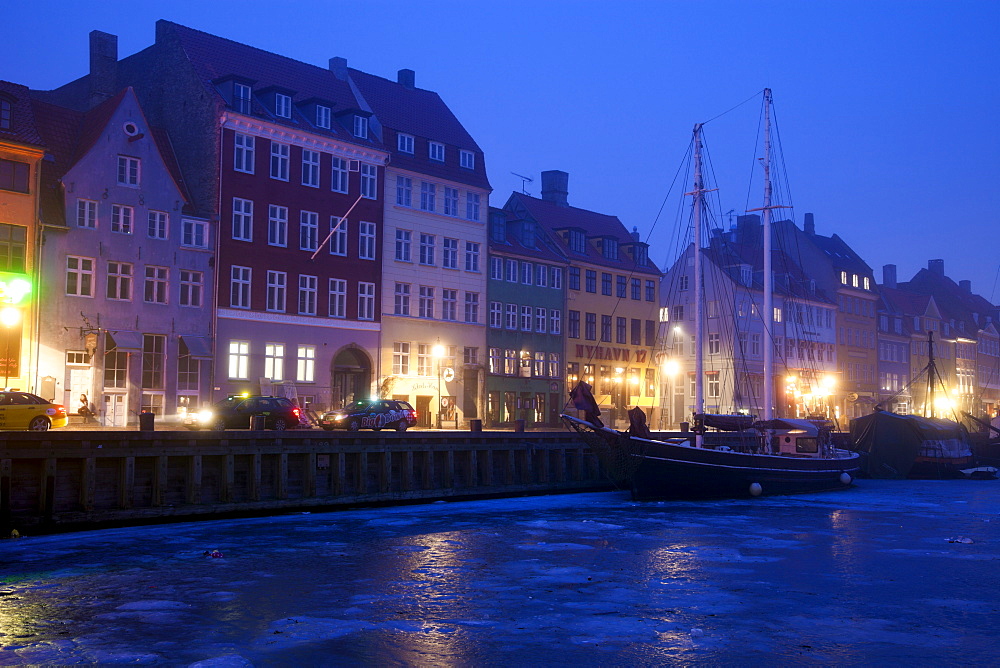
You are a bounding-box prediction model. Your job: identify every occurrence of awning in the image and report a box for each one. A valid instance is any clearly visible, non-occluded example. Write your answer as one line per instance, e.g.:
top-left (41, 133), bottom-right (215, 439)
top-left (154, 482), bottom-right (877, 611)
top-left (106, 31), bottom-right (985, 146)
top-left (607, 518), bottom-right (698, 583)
top-left (179, 335), bottom-right (213, 360)
top-left (107, 330), bottom-right (143, 352)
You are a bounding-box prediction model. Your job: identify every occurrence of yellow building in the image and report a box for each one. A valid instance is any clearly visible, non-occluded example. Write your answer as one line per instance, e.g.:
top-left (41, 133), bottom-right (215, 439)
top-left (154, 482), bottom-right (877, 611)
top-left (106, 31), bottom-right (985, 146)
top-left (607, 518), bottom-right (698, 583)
top-left (0, 82), bottom-right (45, 395)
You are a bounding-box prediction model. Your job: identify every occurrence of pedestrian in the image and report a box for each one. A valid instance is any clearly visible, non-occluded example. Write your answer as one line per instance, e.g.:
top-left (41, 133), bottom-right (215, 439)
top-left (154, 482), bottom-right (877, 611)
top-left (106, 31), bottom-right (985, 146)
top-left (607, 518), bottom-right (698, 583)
top-left (78, 394), bottom-right (94, 423)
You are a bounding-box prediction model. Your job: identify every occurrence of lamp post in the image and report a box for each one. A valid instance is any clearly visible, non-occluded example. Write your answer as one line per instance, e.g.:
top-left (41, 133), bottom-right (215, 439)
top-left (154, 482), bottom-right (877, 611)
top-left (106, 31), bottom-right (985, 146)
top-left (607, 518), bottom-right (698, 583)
top-left (432, 343), bottom-right (445, 429)
top-left (661, 358), bottom-right (679, 429)
top-left (0, 307), bottom-right (20, 388)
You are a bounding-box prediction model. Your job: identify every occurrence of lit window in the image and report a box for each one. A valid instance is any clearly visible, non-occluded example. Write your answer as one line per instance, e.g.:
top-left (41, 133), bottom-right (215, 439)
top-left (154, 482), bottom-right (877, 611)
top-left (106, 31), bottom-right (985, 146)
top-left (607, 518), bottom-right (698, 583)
top-left (297, 346), bottom-right (316, 382)
top-left (228, 340), bottom-right (250, 379)
top-left (265, 344), bottom-right (285, 381)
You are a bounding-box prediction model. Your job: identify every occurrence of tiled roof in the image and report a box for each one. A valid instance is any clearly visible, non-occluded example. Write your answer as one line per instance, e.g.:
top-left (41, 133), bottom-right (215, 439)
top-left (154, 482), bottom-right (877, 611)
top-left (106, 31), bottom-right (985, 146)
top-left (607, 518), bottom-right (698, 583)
top-left (807, 232), bottom-right (874, 276)
top-left (0, 80), bottom-right (44, 148)
top-left (488, 207), bottom-right (569, 264)
top-left (508, 192), bottom-right (661, 276)
top-left (702, 244), bottom-right (835, 304)
top-left (880, 286), bottom-right (935, 318)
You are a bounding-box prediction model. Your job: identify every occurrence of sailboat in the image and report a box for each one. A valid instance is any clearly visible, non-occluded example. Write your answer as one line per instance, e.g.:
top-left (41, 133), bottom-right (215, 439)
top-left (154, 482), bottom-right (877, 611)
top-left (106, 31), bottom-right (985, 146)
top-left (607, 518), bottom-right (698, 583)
top-left (562, 90), bottom-right (861, 500)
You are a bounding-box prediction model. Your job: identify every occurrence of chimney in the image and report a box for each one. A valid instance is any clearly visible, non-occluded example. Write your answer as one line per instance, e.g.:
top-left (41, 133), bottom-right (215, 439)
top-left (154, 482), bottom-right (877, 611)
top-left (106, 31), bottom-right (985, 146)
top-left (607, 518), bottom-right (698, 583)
top-left (803, 212), bottom-right (815, 235)
top-left (959, 279), bottom-right (971, 293)
top-left (397, 69), bottom-right (415, 89)
top-left (928, 259), bottom-right (945, 275)
top-left (329, 57), bottom-right (348, 81)
top-left (882, 264), bottom-right (897, 289)
top-left (541, 170), bottom-right (569, 207)
top-left (88, 30), bottom-right (118, 109)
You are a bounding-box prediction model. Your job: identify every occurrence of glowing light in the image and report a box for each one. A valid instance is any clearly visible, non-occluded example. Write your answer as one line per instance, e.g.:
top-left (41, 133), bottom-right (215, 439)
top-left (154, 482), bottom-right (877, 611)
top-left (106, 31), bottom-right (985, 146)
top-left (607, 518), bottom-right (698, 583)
top-left (0, 274), bottom-right (31, 305)
top-left (0, 307), bottom-right (20, 328)
top-left (662, 359), bottom-right (680, 376)
top-left (432, 344), bottom-right (445, 358)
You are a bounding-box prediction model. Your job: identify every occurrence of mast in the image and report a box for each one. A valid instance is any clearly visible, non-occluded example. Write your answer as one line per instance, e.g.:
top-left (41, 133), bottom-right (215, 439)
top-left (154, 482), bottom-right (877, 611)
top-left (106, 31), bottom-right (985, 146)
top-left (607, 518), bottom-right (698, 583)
top-left (692, 123), bottom-right (705, 448)
top-left (761, 88), bottom-right (774, 422)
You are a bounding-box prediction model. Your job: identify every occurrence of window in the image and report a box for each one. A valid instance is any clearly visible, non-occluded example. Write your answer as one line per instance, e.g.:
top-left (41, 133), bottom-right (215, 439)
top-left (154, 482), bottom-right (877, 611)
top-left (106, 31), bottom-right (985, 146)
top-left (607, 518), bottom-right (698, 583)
top-left (569, 267), bottom-right (581, 290)
top-left (863, 276), bottom-right (871, 290)
top-left (536, 307), bottom-right (548, 333)
top-left (316, 105), bottom-right (331, 129)
top-left (420, 182), bottom-right (436, 211)
top-left (147, 211), bottom-right (168, 239)
top-left (299, 211), bottom-right (319, 251)
top-left (328, 278), bottom-right (347, 318)
top-left (646, 280), bottom-right (656, 301)
top-left (395, 229), bottom-right (412, 261)
top-left (585, 313), bottom-right (597, 340)
top-left (489, 347), bottom-right (501, 374)
top-left (645, 320), bottom-right (656, 346)
top-left (585, 270), bottom-right (597, 293)
top-left (234, 83), bottom-right (252, 113)
top-left (117, 156), bottom-right (140, 186)
top-left (464, 293), bottom-right (479, 323)
top-left (77, 199), bottom-right (97, 228)
top-left (568, 310), bottom-right (580, 338)
top-left (419, 286), bottom-right (434, 319)
top-left (506, 259), bottom-right (518, 282)
top-left (568, 230), bottom-right (586, 253)
top-left (234, 133), bottom-right (255, 173)
top-left (266, 271), bottom-right (287, 312)
top-left (442, 289), bottom-right (457, 321)
top-left (601, 315), bottom-right (612, 342)
top-left (331, 157), bottom-right (348, 193)
top-left (358, 282), bottom-right (375, 320)
top-left (66, 257), bottom-right (94, 296)
top-left (460, 150), bottom-right (474, 169)
top-left (230, 266), bottom-right (251, 308)
top-left (268, 205), bottom-right (288, 246)
top-left (466, 192), bottom-right (481, 221)
top-left (465, 242), bottom-right (480, 272)
top-left (443, 238), bottom-right (458, 269)
top-left (353, 115), bottom-right (368, 139)
top-left (603, 238), bottom-right (618, 260)
top-left (443, 187), bottom-right (459, 216)
top-left (0, 159), bottom-right (29, 193)
top-left (550, 309), bottom-right (562, 335)
top-left (631, 319), bottom-right (642, 345)
top-left (182, 219), bottom-right (208, 248)
top-left (536, 264), bottom-right (548, 287)
top-left (396, 176), bottom-right (412, 206)
top-left (393, 342), bottom-right (410, 375)
top-left (329, 217), bottom-right (347, 256)
top-left (464, 347), bottom-right (479, 365)
top-left (602, 272), bottom-right (612, 296)
top-left (275, 93), bottom-right (291, 118)
top-left (297, 346), bottom-right (316, 382)
top-left (417, 344), bottom-right (432, 377)
top-left (232, 198), bottom-right (253, 241)
top-left (179, 270), bottom-right (203, 307)
top-left (490, 301), bottom-right (502, 328)
top-left (0, 99), bottom-right (9, 130)
top-left (302, 149), bottom-right (320, 187)
top-left (429, 141), bottom-right (445, 161)
top-left (360, 164), bottom-right (377, 199)
top-left (299, 275), bottom-right (318, 315)
top-left (504, 349), bottom-right (517, 375)
top-left (840, 271), bottom-right (848, 285)
top-left (265, 343), bottom-right (285, 381)
top-left (616, 317), bottom-right (626, 344)
top-left (106, 261), bottom-right (132, 300)
top-left (534, 352), bottom-right (546, 378)
top-left (142, 334), bottom-right (166, 390)
top-left (228, 340), bottom-right (250, 379)
top-left (398, 133), bottom-right (414, 154)
top-left (551, 268), bottom-right (563, 289)
top-left (419, 234), bottom-right (436, 265)
top-left (631, 278), bottom-right (641, 300)
top-left (104, 344), bottom-right (127, 388)
top-left (505, 303), bottom-right (518, 330)
top-left (270, 142), bottom-right (289, 180)
top-left (521, 262), bottom-right (533, 285)
top-left (548, 353), bottom-right (561, 378)
top-left (177, 341), bottom-right (200, 391)
top-left (614, 275), bottom-right (625, 298)
top-left (394, 282), bottom-right (411, 316)
top-left (708, 372), bottom-right (720, 398)
top-left (144, 266), bottom-right (168, 304)
top-left (111, 204), bottom-right (133, 234)
top-left (359, 221), bottom-right (376, 260)
top-left (708, 333), bottom-right (721, 355)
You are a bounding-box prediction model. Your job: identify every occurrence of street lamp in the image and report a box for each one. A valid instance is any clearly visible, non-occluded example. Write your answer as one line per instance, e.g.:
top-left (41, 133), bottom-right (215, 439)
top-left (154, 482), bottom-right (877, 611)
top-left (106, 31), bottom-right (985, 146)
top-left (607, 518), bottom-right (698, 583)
top-left (0, 307), bottom-right (20, 388)
top-left (432, 343), bottom-right (445, 429)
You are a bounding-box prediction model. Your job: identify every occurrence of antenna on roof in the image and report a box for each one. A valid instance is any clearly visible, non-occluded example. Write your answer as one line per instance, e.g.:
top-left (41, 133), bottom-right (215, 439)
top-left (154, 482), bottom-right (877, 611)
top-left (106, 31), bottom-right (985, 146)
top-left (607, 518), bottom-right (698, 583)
top-left (511, 172), bottom-right (533, 195)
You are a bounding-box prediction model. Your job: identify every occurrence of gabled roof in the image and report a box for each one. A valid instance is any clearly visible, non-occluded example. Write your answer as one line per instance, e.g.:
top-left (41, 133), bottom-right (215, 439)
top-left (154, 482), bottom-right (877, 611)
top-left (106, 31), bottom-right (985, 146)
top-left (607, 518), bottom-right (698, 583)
top-left (0, 80), bottom-right (44, 149)
top-left (702, 243), bottom-right (835, 305)
top-left (880, 286), bottom-right (938, 320)
top-left (505, 192), bottom-right (660, 276)
top-left (804, 231), bottom-right (873, 277)
top-left (488, 207), bottom-right (569, 264)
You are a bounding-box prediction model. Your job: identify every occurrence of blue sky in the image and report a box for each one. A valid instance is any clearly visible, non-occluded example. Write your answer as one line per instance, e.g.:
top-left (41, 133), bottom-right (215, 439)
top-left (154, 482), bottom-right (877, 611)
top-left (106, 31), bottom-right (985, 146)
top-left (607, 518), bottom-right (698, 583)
top-left (7, 0), bottom-right (999, 301)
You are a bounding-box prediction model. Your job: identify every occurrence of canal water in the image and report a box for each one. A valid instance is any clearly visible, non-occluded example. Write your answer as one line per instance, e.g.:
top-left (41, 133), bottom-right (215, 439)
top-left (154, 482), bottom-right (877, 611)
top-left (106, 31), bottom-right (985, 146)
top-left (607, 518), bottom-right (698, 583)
top-left (1, 480), bottom-right (998, 666)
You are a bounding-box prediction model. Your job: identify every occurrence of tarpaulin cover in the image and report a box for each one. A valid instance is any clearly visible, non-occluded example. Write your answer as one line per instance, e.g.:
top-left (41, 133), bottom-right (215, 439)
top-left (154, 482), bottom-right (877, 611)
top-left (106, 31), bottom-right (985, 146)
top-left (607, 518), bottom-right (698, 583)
top-left (850, 411), bottom-right (972, 479)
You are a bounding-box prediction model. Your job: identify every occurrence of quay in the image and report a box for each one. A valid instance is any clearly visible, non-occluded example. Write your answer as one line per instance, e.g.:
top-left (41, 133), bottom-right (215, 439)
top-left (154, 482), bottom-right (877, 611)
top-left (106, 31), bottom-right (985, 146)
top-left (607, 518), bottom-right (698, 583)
top-left (0, 429), bottom-right (609, 533)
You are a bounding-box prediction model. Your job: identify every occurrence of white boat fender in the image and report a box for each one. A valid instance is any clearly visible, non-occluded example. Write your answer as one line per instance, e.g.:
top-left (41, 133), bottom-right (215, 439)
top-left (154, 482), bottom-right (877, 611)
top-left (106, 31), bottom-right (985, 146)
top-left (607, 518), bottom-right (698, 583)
top-left (749, 482), bottom-right (763, 496)
top-left (839, 472), bottom-right (853, 485)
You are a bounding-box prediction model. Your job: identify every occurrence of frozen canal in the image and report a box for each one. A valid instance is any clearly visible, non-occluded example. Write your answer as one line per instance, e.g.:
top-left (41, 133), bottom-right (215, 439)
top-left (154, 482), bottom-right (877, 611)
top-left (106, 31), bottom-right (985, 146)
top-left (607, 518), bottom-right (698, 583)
top-left (1, 480), bottom-right (998, 666)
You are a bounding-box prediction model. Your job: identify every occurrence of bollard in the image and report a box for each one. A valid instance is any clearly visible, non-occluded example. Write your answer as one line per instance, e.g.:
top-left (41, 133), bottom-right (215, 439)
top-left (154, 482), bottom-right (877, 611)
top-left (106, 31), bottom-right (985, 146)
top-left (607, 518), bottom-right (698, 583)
top-left (680, 421), bottom-right (689, 432)
top-left (514, 419), bottom-right (525, 433)
top-left (139, 411), bottom-right (155, 431)
top-left (249, 415), bottom-right (266, 430)
top-left (469, 419), bottom-right (483, 433)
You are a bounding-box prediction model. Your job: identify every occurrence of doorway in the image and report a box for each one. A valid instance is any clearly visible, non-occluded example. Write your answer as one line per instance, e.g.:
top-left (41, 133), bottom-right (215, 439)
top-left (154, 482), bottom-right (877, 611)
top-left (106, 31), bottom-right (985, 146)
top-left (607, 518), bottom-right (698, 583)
top-left (104, 393), bottom-right (127, 427)
top-left (331, 347), bottom-right (372, 409)
top-left (415, 395), bottom-right (432, 427)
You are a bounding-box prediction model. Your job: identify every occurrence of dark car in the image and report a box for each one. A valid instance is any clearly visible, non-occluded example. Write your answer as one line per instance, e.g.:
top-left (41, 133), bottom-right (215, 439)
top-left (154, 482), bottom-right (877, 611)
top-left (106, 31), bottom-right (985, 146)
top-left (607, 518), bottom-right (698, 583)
top-left (184, 395), bottom-right (303, 431)
top-left (320, 399), bottom-right (418, 432)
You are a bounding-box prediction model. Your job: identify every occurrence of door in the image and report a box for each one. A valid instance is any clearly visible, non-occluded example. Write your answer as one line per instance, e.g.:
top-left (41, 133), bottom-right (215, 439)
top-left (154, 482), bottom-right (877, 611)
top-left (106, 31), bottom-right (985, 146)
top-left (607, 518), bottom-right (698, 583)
top-left (67, 367), bottom-right (92, 412)
top-left (415, 395), bottom-right (432, 427)
top-left (104, 393), bottom-right (127, 427)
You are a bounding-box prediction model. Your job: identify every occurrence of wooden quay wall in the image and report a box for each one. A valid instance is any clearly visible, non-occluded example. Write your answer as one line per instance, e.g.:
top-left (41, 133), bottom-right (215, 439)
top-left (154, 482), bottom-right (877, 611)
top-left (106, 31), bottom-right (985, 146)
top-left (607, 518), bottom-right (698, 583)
top-left (0, 430), bottom-right (611, 533)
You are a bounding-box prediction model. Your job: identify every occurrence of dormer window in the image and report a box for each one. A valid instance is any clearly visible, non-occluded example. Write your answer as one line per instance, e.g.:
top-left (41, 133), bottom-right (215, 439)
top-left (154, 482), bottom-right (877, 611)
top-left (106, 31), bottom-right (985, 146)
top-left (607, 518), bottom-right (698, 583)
top-left (521, 221), bottom-right (536, 248)
top-left (460, 150), bottom-right (474, 169)
top-left (740, 265), bottom-right (752, 286)
top-left (568, 230), bottom-right (586, 253)
top-left (490, 213), bottom-right (506, 242)
top-left (840, 270), bottom-right (848, 285)
top-left (0, 99), bottom-right (10, 130)
top-left (852, 274), bottom-right (859, 288)
top-left (602, 238), bottom-right (618, 260)
top-left (429, 142), bottom-right (445, 162)
top-left (398, 133), bottom-right (414, 154)
top-left (234, 83), bottom-right (252, 114)
top-left (316, 105), bottom-right (331, 129)
top-left (863, 276), bottom-right (870, 290)
top-left (353, 115), bottom-right (368, 139)
top-left (275, 93), bottom-right (291, 118)
top-left (633, 244), bottom-right (648, 266)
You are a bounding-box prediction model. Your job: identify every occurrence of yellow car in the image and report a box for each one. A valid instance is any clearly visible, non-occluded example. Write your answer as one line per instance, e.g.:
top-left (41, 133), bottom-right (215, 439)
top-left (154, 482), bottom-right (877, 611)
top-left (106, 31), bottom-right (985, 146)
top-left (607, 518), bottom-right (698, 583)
top-left (0, 391), bottom-right (69, 431)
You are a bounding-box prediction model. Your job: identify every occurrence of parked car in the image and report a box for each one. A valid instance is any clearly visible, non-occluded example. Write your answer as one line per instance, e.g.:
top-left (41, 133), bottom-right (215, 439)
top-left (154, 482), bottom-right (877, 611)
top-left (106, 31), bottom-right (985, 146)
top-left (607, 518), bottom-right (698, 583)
top-left (0, 391), bottom-right (69, 431)
top-left (320, 399), bottom-right (418, 432)
top-left (184, 395), bottom-right (303, 431)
